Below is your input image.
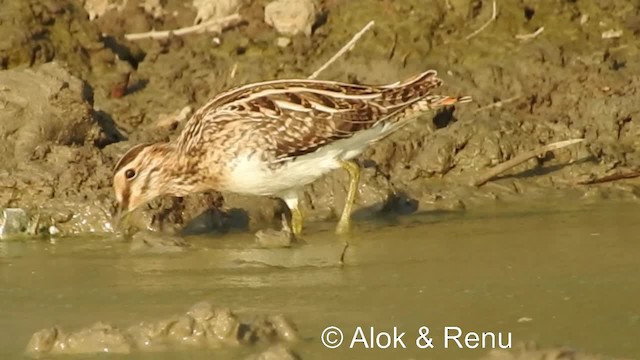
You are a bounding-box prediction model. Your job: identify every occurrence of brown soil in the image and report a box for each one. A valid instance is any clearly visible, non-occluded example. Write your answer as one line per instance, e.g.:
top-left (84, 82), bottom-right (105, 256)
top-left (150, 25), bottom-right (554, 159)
top-left (0, 0), bottom-right (638, 235)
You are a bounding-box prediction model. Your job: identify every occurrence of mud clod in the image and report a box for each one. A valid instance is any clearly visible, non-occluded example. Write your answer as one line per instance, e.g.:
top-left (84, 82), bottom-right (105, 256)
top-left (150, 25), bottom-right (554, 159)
top-left (26, 301), bottom-right (298, 356)
top-left (193, 0), bottom-right (243, 25)
top-left (27, 322), bottom-right (132, 355)
top-left (264, 0), bottom-right (318, 36)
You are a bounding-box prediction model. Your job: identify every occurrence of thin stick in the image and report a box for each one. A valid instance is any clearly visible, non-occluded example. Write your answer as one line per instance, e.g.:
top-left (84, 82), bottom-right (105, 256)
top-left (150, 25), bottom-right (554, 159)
top-left (472, 138), bottom-right (584, 187)
top-left (465, 0), bottom-right (497, 40)
top-left (339, 241), bottom-right (349, 266)
top-left (515, 26), bottom-right (545, 40)
top-left (473, 95), bottom-right (519, 114)
top-left (577, 170), bottom-right (640, 185)
top-left (229, 62), bottom-right (238, 79)
top-left (124, 14), bottom-right (242, 41)
top-left (308, 20), bottom-right (375, 80)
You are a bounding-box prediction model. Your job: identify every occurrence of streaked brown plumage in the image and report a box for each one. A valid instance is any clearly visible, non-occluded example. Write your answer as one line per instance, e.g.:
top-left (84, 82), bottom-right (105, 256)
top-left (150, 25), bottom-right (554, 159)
top-left (113, 70), bottom-right (471, 235)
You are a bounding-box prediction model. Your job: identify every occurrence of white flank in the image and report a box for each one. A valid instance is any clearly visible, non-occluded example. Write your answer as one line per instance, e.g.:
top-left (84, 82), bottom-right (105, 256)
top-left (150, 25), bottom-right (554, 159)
top-left (225, 121), bottom-right (397, 196)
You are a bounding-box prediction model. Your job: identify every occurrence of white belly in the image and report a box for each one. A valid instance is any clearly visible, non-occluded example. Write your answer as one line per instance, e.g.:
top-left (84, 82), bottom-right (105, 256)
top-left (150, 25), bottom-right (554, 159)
top-left (225, 122), bottom-right (395, 196)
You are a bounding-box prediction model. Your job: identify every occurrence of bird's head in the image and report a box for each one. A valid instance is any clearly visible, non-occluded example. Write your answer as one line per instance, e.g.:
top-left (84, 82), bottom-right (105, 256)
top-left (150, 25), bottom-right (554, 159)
top-left (112, 142), bottom-right (175, 216)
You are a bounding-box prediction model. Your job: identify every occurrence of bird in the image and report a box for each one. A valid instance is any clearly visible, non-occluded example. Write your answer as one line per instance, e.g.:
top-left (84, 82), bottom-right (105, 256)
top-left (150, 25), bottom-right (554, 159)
top-left (113, 70), bottom-right (471, 236)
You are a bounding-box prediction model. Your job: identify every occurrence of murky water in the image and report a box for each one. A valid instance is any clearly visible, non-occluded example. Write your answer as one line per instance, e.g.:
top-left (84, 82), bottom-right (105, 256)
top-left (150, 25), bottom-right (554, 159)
top-left (1, 199), bottom-right (639, 359)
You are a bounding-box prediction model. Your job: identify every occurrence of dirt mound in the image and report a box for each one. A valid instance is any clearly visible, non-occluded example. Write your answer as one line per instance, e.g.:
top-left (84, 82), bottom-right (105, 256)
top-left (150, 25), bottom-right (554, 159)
top-left (0, 0), bottom-right (638, 237)
top-left (0, 62), bottom-right (124, 235)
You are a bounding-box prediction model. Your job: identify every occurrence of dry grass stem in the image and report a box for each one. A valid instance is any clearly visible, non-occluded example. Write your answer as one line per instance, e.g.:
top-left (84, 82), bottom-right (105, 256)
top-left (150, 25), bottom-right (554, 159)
top-left (124, 14), bottom-right (242, 41)
top-left (473, 95), bottom-right (520, 114)
top-left (516, 26), bottom-right (545, 40)
top-left (308, 20), bottom-right (375, 80)
top-left (577, 170), bottom-right (640, 185)
top-left (229, 62), bottom-right (238, 79)
top-left (465, 0), bottom-right (497, 40)
top-left (472, 138), bottom-right (585, 187)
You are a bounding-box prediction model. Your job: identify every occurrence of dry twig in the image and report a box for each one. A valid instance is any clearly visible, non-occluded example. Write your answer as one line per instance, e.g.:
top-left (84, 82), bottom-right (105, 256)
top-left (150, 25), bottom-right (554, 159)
top-left (473, 95), bottom-right (520, 114)
top-left (577, 171), bottom-right (640, 185)
top-left (465, 0), bottom-right (497, 40)
top-left (229, 63), bottom-right (238, 79)
top-left (308, 20), bottom-right (376, 80)
top-left (472, 138), bottom-right (584, 187)
top-left (124, 14), bottom-right (242, 41)
top-left (515, 26), bottom-right (545, 40)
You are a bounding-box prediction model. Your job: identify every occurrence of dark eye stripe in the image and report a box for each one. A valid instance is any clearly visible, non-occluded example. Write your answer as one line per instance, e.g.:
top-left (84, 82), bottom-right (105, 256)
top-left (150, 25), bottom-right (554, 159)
top-left (121, 187), bottom-right (131, 210)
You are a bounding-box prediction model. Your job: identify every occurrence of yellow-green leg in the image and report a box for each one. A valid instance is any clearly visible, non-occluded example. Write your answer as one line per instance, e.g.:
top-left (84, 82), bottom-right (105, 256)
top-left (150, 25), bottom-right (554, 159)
top-left (290, 206), bottom-right (303, 237)
top-left (282, 191), bottom-right (303, 237)
top-left (336, 160), bottom-right (361, 235)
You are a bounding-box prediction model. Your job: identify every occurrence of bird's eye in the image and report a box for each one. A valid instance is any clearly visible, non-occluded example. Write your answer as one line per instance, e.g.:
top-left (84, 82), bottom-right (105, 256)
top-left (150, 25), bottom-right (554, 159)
top-left (124, 169), bottom-right (136, 180)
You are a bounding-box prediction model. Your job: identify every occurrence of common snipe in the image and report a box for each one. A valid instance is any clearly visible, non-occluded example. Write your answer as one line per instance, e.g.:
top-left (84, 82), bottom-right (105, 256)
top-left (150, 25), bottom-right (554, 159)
top-left (113, 70), bottom-right (471, 235)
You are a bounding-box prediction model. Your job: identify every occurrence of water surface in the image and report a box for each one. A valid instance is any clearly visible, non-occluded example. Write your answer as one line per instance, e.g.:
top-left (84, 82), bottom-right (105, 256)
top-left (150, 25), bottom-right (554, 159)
top-left (1, 199), bottom-right (638, 359)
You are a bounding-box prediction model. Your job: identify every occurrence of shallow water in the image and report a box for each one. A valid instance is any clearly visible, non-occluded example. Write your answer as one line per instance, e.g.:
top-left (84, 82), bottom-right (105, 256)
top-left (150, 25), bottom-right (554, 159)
top-left (1, 199), bottom-right (639, 359)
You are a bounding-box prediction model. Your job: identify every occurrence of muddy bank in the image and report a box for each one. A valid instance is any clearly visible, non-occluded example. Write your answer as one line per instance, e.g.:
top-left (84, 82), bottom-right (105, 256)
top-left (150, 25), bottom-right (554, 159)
top-left (0, 0), bottom-right (639, 237)
top-left (27, 300), bottom-right (299, 357)
top-left (0, 62), bottom-right (121, 237)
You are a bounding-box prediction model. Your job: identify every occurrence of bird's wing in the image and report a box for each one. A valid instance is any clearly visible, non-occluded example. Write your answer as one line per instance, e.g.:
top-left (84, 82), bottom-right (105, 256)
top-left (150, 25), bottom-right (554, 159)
top-left (179, 71), bottom-right (470, 160)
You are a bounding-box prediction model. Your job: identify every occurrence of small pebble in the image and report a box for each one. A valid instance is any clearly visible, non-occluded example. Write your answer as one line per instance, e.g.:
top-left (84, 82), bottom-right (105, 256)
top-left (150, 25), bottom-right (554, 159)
top-left (580, 14), bottom-right (589, 25)
top-left (48, 225), bottom-right (60, 236)
top-left (192, 0), bottom-right (242, 24)
top-left (276, 37), bottom-right (291, 48)
top-left (601, 29), bottom-right (623, 39)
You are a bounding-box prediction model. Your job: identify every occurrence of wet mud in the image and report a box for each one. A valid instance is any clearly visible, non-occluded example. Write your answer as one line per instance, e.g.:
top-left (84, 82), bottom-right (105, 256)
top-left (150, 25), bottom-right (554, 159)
top-left (0, 0), bottom-right (638, 237)
top-left (27, 300), bottom-right (299, 356)
top-left (0, 0), bottom-right (639, 359)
